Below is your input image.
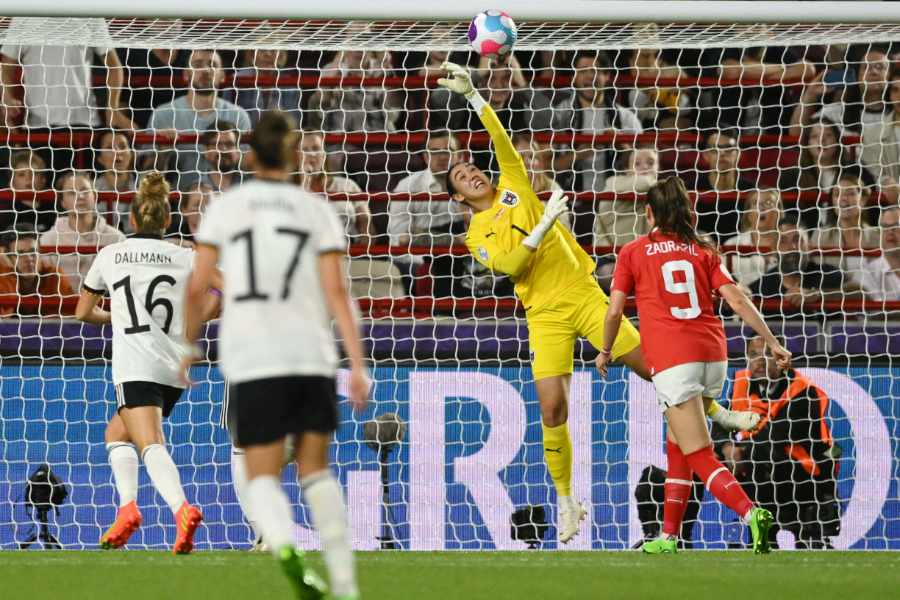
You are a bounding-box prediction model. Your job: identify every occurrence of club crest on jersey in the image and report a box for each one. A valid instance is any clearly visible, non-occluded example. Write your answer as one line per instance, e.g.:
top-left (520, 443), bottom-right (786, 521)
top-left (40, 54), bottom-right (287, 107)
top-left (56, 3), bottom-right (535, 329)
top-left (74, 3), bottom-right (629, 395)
top-left (477, 246), bottom-right (489, 261)
top-left (499, 190), bottom-right (519, 207)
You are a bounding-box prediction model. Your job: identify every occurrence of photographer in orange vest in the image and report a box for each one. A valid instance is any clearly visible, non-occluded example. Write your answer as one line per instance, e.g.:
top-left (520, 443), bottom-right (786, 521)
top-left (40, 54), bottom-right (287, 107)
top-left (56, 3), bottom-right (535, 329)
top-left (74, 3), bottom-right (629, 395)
top-left (727, 336), bottom-right (841, 548)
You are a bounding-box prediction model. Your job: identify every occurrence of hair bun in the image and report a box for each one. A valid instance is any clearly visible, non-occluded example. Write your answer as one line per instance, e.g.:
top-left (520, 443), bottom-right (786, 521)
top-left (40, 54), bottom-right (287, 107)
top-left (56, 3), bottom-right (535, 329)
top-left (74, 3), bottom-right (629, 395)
top-left (139, 172), bottom-right (170, 202)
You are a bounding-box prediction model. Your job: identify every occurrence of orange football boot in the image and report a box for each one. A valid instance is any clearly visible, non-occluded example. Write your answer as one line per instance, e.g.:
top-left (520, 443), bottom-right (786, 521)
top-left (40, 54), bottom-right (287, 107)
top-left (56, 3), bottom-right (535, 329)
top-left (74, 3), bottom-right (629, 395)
top-left (100, 500), bottom-right (142, 549)
top-left (172, 501), bottom-right (203, 555)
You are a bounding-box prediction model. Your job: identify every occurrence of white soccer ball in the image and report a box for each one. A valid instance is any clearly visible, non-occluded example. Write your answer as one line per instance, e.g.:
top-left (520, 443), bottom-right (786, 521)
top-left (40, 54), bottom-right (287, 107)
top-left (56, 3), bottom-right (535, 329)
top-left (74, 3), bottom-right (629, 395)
top-left (468, 10), bottom-right (517, 59)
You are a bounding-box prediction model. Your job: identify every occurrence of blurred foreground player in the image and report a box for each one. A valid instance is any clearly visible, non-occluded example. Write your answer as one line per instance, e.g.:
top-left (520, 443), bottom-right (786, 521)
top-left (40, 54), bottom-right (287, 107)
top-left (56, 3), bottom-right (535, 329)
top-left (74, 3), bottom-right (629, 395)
top-left (437, 62), bottom-right (758, 544)
top-left (76, 173), bottom-right (217, 553)
top-left (182, 111), bottom-right (370, 600)
top-left (597, 176), bottom-right (792, 554)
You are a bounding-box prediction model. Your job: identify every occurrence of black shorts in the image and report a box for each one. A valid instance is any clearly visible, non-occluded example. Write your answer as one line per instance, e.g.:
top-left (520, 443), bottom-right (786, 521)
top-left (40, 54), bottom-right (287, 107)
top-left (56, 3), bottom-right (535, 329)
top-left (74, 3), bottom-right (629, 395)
top-left (115, 381), bottom-right (184, 418)
top-left (227, 376), bottom-right (338, 447)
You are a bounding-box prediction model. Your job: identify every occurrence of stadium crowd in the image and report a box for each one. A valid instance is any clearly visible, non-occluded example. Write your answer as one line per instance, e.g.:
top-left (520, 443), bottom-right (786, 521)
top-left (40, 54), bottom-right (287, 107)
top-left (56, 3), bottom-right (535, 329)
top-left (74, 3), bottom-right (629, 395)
top-left (0, 18), bottom-right (899, 318)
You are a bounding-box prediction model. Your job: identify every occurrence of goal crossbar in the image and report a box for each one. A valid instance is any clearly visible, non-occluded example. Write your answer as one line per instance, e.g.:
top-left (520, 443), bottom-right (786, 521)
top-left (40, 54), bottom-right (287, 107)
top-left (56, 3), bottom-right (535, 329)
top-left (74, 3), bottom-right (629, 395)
top-left (2, 1), bottom-right (900, 24)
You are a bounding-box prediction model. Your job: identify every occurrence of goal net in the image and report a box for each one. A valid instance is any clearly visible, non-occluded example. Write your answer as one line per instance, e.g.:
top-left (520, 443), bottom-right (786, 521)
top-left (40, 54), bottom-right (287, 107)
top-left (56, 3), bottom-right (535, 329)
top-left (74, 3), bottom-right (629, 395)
top-left (0, 4), bottom-right (898, 551)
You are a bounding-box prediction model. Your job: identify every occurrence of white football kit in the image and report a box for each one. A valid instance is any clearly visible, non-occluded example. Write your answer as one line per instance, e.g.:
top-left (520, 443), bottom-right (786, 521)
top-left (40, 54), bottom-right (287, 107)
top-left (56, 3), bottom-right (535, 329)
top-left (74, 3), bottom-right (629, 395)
top-left (194, 179), bottom-right (346, 384)
top-left (83, 235), bottom-right (195, 388)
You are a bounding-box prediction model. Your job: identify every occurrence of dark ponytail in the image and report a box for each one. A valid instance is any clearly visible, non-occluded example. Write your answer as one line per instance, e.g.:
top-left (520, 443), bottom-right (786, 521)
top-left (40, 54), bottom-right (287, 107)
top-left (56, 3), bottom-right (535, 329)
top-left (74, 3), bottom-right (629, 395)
top-left (646, 176), bottom-right (714, 252)
top-left (251, 110), bottom-right (298, 170)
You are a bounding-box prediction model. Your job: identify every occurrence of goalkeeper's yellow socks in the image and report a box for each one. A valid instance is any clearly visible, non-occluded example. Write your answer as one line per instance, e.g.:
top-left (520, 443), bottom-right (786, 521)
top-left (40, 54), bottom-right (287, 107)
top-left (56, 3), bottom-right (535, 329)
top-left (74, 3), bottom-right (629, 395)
top-left (542, 422), bottom-right (573, 497)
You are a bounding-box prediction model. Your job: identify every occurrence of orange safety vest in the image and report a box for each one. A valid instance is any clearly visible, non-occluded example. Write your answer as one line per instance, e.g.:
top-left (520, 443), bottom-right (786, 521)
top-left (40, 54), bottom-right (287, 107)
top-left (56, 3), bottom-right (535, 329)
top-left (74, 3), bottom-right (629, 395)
top-left (731, 369), bottom-right (833, 476)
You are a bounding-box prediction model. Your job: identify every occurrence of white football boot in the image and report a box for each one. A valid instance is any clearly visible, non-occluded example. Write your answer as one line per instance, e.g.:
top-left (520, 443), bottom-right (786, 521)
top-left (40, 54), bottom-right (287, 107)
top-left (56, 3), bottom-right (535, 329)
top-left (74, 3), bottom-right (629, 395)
top-left (712, 407), bottom-right (761, 432)
top-left (558, 496), bottom-right (588, 544)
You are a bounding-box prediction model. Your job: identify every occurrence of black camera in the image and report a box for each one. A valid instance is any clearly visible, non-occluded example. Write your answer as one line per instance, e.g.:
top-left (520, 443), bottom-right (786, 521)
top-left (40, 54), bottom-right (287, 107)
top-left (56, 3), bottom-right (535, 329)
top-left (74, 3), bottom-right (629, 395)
top-left (20, 464), bottom-right (68, 549)
top-left (26, 464), bottom-right (69, 510)
top-left (510, 506), bottom-right (548, 549)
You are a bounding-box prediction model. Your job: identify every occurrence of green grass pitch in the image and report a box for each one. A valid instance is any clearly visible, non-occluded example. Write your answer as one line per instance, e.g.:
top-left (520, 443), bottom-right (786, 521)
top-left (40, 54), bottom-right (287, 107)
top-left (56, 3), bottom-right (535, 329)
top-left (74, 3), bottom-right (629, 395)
top-left (0, 550), bottom-right (897, 599)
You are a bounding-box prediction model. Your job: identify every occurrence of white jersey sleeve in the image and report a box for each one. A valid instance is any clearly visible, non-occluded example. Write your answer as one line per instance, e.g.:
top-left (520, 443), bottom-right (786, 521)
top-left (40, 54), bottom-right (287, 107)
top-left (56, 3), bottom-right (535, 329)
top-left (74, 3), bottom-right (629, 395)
top-left (316, 197), bottom-right (346, 254)
top-left (195, 197), bottom-right (227, 248)
top-left (82, 247), bottom-right (109, 294)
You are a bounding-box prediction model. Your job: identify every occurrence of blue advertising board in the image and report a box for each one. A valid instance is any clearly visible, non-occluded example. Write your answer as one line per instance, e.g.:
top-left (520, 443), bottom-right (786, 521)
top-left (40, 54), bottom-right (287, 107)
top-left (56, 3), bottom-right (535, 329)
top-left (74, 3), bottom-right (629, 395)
top-left (1, 365), bottom-right (897, 549)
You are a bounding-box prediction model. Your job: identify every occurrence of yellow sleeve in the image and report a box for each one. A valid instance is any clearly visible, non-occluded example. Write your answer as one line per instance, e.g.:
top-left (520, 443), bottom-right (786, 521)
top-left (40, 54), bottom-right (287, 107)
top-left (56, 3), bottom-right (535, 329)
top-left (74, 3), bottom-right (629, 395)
top-left (466, 228), bottom-right (535, 279)
top-left (477, 104), bottom-right (531, 190)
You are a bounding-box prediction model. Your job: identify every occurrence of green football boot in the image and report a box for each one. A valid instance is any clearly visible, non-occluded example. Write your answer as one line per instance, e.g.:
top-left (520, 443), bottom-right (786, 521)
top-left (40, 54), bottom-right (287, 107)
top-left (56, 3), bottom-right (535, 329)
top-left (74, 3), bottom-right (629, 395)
top-left (278, 545), bottom-right (328, 600)
top-left (748, 507), bottom-right (774, 554)
top-left (641, 536), bottom-right (678, 554)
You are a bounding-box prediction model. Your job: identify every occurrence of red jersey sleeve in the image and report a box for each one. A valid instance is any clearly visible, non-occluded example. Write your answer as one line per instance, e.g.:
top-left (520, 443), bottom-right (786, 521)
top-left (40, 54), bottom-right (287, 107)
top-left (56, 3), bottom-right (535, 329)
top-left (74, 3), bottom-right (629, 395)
top-left (611, 244), bottom-right (636, 295)
top-left (707, 250), bottom-right (736, 290)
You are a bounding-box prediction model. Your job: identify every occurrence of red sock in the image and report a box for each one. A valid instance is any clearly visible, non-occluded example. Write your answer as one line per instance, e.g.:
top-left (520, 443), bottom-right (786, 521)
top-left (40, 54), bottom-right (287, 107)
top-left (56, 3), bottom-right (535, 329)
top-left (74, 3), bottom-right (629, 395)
top-left (684, 446), bottom-right (753, 519)
top-left (663, 440), bottom-right (692, 537)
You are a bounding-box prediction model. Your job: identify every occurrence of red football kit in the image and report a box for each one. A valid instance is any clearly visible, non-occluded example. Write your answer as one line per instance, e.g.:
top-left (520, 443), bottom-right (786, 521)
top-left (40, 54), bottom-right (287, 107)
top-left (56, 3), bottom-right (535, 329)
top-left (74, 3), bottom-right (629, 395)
top-left (611, 230), bottom-right (734, 376)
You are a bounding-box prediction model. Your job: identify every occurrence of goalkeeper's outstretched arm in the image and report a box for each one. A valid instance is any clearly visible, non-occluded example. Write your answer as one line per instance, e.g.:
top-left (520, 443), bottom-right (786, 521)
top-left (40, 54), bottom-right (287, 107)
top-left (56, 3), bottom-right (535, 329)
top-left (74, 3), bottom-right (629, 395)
top-left (438, 61), bottom-right (527, 180)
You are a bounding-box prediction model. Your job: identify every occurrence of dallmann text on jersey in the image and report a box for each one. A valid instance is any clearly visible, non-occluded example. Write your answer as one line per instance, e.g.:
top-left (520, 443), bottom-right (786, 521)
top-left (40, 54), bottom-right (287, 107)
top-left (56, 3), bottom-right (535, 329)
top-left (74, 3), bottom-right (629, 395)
top-left (114, 252), bottom-right (174, 265)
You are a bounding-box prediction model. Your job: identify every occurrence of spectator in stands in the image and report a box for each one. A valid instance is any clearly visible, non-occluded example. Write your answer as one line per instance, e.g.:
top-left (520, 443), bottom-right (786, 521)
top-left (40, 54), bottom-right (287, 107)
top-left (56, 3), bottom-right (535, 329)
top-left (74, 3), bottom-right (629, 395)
top-left (0, 223), bottom-right (74, 317)
top-left (0, 17), bottom-right (134, 137)
top-left (227, 49), bottom-right (301, 127)
top-left (726, 336), bottom-right (841, 548)
top-left (789, 46), bottom-right (891, 138)
top-left (860, 79), bottom-right (900, 201)
top-left (811, 172), bottom-right (879, 278)
top-left (147, 49), bottom-right (251, 182)
top-left (552, 51), bottom-right (642, 193)
top-left (625, 48), bottom-right (694, 131)
top-left (752, 215), bottom-right (863, 313)
top-left (389, 131), bottom-right (464, 292)
top-left (418, 50), bottom-right (451, 79)
top-left (513, 134), bottom-right (563, 197)
top-left (182, 120), bottom-right (245, 192)
top-left (477, 54), bottom-right (527, 89)
top-left (697, 45), bottom-right (812, 134)
top-left (94, 131), bottom-right (138, 232)
top-left (860, 205), bottom-right (900, 302)
top-left (723, 189), bottom-right (783, 289)
top-left (119, 48), bottom-right (187, 129)
top-left (296, 130), bottom-right (371, 244)
top-left (779, 117), bottom-right (856, 229)
top-left (513, 134), bottom-right (572, 234)
top-left (695, 130), bottom-right (754, 242)
top-left (307, 50), bottom-right (400, 134)
top-left (0, 150), bottom-right (54, 233)
top-left (306, 49), bottom-right (402, 181)
top-left (593, 147), bottom-right (658, 250)
top-left (169, 181), bottom-right (213, 247)
top-left (40, 171), bottom-right (124, 290)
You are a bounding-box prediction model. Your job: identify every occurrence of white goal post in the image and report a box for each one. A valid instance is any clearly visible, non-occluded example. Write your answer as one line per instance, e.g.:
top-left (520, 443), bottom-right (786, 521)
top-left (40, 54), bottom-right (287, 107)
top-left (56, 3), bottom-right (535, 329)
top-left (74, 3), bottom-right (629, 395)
top-left (0, 1), bottom-right (897, 552)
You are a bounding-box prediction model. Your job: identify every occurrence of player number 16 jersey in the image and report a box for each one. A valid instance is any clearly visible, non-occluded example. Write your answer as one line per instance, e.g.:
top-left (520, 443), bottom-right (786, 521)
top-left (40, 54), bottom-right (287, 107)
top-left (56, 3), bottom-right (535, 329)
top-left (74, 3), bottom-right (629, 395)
top-left (83, 235), bottom-right (195, 388)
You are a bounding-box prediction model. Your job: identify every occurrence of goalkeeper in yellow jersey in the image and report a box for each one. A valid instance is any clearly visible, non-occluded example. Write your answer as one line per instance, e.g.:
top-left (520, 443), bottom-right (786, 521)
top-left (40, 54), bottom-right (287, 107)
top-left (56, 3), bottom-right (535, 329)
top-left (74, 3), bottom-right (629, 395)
top-left (437, 62), bottom-right (759, 544)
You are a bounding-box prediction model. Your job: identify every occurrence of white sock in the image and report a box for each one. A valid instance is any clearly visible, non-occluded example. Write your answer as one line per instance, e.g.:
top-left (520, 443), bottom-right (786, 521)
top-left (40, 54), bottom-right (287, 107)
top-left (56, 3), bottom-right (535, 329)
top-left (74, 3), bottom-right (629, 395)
top-left (106, 442), bottom-right (139, 507)
top-left (247, 475), bottom-right (295, 555)
top-left (302, 471), bottom-right (357, 598)
top-left (231, 446), bottom-right (260, 540)
top-left (141, 443), bottom-right (187, 515)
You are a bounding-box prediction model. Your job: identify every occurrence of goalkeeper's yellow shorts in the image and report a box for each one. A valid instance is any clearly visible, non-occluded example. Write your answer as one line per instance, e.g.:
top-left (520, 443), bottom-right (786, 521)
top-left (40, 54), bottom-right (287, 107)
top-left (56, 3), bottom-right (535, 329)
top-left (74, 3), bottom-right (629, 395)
top-left (527, 276), bottom-right (641, 381)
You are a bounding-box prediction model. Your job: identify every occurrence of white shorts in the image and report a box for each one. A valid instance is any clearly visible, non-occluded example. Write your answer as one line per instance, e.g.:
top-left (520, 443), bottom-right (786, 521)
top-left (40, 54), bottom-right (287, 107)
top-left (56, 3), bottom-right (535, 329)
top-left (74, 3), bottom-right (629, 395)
top-left (651, 361), bottom-right (727, 411)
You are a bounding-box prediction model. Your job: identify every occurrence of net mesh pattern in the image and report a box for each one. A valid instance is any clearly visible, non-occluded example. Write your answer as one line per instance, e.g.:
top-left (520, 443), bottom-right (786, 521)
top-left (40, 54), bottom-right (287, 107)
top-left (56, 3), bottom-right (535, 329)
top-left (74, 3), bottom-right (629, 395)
top-left (0, 15), bottom-right (897, 551)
